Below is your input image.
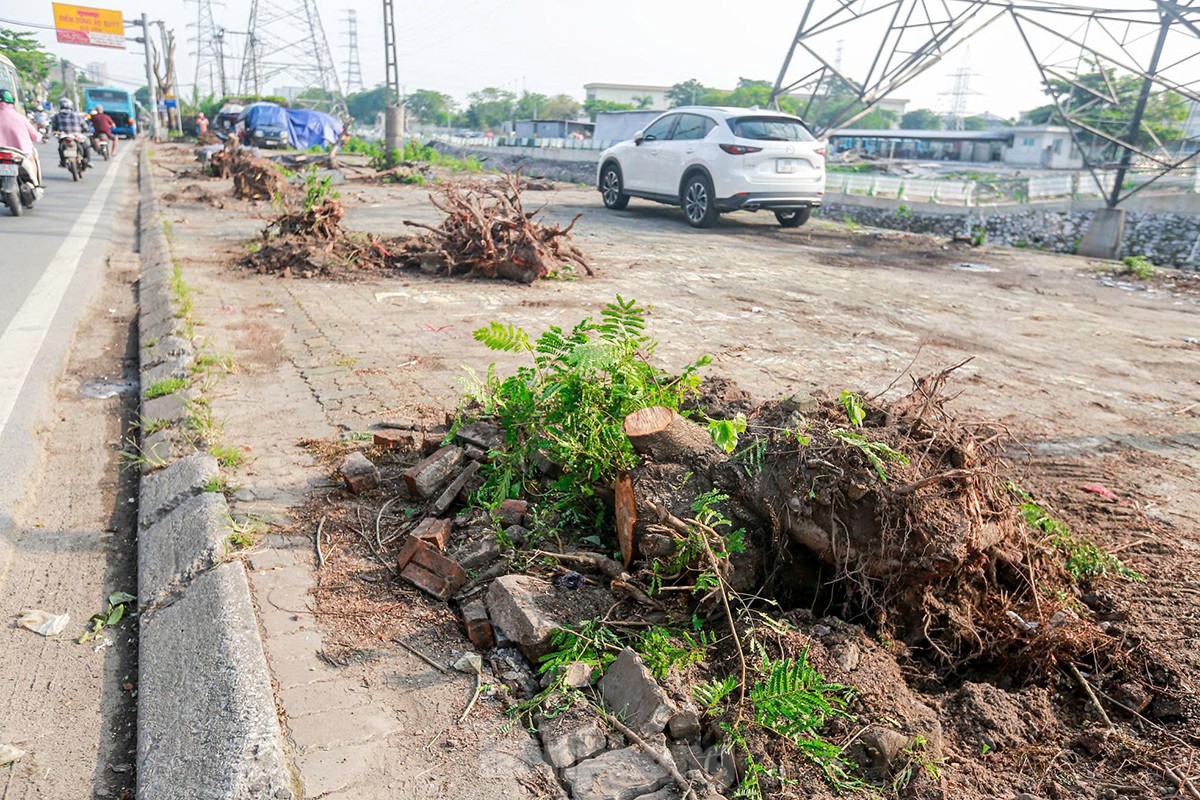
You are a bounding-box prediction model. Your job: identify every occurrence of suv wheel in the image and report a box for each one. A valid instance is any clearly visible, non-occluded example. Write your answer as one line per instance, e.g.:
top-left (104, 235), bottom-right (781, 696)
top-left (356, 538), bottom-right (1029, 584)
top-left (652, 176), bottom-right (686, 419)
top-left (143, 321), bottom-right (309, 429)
top-left (775, 208), bottom-right (812, 228)
top-left (682, 172), bottom-right (718, 228)
top-left (600, 164), bottom-right (629, 210)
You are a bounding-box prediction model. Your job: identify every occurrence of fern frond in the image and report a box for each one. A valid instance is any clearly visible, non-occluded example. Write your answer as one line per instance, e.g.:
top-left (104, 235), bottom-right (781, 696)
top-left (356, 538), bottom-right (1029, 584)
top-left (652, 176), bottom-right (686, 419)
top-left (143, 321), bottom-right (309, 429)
top-left (473, 321), bottom-right (532, 353)
top-left (597, 295), bottom-right (648, 343)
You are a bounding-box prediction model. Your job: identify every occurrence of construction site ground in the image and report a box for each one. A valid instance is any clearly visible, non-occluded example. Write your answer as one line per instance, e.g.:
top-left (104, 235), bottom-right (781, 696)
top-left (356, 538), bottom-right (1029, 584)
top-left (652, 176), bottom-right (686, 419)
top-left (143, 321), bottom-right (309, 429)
top-left (148, 142), bottom-right (1199, 799)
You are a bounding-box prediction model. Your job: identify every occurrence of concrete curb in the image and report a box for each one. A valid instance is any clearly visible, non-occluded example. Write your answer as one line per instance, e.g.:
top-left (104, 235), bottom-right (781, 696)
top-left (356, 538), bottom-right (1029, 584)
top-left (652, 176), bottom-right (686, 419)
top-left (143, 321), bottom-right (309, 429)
top-left (135, 148), bottom-right (295, 799)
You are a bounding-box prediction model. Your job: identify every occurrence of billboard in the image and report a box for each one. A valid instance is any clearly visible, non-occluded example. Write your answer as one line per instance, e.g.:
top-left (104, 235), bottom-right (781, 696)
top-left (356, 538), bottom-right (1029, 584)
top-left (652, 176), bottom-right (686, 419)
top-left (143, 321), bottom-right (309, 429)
top-left (53, 3), bottom-right (126, 50)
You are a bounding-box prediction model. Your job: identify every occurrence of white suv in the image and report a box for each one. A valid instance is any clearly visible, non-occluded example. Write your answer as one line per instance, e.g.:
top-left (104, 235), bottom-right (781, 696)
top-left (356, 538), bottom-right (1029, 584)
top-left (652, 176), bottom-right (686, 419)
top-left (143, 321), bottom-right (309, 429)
top-left (596, 106), bottom-right (826, 228)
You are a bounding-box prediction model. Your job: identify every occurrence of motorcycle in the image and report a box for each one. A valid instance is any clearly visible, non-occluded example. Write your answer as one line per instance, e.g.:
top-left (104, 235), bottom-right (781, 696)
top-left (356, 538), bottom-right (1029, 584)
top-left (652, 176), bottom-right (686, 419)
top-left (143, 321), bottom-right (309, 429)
top-left (57, 132), bottom-right (87, 181)
top-left (91, 133), bottom-right (111, 161)
top-left (0, 147), bottom-right (40, 217)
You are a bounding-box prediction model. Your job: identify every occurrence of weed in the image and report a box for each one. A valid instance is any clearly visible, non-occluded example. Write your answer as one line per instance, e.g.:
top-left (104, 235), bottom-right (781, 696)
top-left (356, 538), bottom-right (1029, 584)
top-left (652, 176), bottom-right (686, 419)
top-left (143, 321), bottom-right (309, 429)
top-left (227, 516), bottom-right (267, 550)
top-left (1020, 500), bottom-right (1141, 581)
top-left (842, 215), bottom-right (860, 232)
top-left (463, 297), bottom-right (709, 524)
top-left (970, 226), bottom-right (987, 247)
top-left (144, 376), bottom-right (188, 399)
top-left (651, 490), bottom-right (745, 596)
top-left (79, 591), bottom-right (136, 643)
top-left (301, 165), bottom-right (339, 211)
top-left (333, 356), bottom-right (357, 368)
top-left (243, 241), bottom-right (262, 255)
top-left (892, 734), bottom-right (945, 790)
top-left (634, 626), bottom-right (713, 679)
top-left (708, 412), bottom-right (747, 453)
top-left (1122, 254), bottom-right (1156, 280)
top-left (138, 415), bottom-right (170, 435)
top-left (170, 261), bottom-right (194, 320)
top-left (730, 438), bottom-right (769, 477)
top-left (829, 429), bottom-right (909, 482)
top-left (203, 475), bottom-right (229, 493)
top-left (838, 390), bottom-right (866, 427)
top-left (119, 440), bottom-right (170, 470)
top-left (193, 349), bottom-right (236, 376)
top-left (210, 444), bottom-right (245, 469)
top-left (694, 676), bottom-right (739, 715)
top-left (144, 336), bottom-right (160, 348)
top-left (538, 620), bottom-right (623, 677)
top-left (184, 397), bottom-right (222, 446)
top-left (895, 204), bottom-right (912, 219)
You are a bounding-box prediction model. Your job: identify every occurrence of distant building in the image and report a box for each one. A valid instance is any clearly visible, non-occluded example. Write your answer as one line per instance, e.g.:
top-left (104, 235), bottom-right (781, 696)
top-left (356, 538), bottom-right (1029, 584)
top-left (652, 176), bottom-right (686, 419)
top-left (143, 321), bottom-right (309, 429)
top-left (1004, 125), bottom-right (1083, 169)
top-left (584, 83), bottom-right (671, 110)
top-left (594, 110), bottom-right (663, 143)
top-left (514, 119), bottom-right (595, 139)
top-left (828, 129), bottom-right (1008, 162)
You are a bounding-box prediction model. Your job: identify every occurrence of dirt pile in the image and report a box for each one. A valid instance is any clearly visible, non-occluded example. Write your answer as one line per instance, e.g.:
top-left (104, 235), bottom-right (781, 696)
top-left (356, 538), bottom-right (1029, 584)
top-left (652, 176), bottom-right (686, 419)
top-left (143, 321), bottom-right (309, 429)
top-left (208, 141), bottom-right (289, 201)
top-left (398, 172), bottom-right (591, 283)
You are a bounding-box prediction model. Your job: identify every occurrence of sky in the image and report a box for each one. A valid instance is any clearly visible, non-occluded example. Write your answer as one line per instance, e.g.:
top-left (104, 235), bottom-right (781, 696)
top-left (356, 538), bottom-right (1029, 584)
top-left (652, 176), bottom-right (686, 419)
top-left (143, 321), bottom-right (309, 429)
top-left (5, 0), bottom-right (1192, 121)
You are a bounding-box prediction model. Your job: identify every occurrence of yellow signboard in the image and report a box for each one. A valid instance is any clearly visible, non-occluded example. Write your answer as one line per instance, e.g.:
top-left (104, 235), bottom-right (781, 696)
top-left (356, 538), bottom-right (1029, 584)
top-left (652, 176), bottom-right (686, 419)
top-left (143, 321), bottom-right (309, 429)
top-left (53, 3), bottom-right (126, 50)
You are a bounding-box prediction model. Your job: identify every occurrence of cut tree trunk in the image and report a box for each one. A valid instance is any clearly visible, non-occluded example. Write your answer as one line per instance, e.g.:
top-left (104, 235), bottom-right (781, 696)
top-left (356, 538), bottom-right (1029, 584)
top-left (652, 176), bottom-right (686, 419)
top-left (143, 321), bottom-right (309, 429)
top-left (614, 473), bottom-right (637, 566)
top-left (623, 407), bottom-right (721, 463)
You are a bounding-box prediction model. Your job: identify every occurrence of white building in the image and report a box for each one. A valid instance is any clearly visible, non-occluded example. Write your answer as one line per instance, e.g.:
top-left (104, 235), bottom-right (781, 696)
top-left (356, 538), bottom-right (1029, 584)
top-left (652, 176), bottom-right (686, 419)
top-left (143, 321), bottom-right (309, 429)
top-left (584, 83), bottom-right (671, 110)
top-left (1003, 125), bottom-right (1084, 169)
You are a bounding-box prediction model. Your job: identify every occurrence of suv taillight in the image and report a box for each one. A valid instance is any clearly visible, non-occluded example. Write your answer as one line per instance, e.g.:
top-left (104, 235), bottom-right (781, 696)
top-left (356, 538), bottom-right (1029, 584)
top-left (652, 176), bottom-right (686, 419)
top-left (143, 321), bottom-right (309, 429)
top-left (815, 147), bottom-right (826, 157)
top-left (720, 144), bottom-right (762, 155)
top-left (0, 152), bottom-right (13, 163)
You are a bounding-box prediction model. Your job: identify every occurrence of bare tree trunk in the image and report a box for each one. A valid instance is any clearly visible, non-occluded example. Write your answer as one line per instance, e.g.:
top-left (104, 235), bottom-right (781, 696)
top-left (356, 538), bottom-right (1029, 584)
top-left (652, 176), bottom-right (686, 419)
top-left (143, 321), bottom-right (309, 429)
top-left (152, 24), bottom-right (179, 131)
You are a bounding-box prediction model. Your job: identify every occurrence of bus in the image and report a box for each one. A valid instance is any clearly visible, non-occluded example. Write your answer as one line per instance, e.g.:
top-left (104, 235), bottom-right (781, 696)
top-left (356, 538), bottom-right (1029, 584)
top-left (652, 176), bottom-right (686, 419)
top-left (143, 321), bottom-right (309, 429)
top-left (84, 87), bottom-right (137, 138)
top-left (0, 54), bottom-right (23, 113)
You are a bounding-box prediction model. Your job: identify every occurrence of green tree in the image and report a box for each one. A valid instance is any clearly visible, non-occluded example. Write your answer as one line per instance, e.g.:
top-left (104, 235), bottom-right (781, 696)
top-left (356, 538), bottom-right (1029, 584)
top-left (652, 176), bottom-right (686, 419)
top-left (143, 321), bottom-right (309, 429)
top-left (347, 86), bottom-right (388, 123)
top-left (402, 87), bottom-right (453, 125)
top-left (541, 93), bottom-right (580, 120)
top-left (855, 108), bottom-right (897, 129)
top-left (583, 98), bottom-right (635, 121)
top-left (901, 108), bottom-right (941, 130)
top-left (962, 115), bottom-right (990, 131)
top-left (465, 87), bottom-right (515, 129)
top-left (632, 95), bottom-right (653, 109)
top-left (667, 79), bottom-right (711, 107)
top-left (515, 90), bottom-right (548, 120)
top-left (0, 29), bottom-right (56, 90)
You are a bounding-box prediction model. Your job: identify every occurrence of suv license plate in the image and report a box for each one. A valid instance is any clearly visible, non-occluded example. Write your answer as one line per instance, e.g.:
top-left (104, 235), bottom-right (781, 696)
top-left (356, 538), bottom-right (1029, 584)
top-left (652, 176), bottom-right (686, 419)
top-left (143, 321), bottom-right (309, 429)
top-left (0, 164), bottom-right (18, 176)
top-left (776, 159), bottom-right (802, 173)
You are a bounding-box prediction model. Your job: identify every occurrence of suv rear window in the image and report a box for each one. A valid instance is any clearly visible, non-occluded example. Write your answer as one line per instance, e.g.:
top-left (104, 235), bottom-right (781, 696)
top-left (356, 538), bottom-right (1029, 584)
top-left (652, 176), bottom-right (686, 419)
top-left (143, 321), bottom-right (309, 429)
top-left (729, 116), bottom-right (815, 142)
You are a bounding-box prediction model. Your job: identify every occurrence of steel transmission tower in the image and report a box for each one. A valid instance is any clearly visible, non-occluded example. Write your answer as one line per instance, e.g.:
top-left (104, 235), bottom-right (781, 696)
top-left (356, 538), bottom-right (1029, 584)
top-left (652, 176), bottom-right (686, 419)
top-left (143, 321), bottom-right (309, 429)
top-left (342, 9), bottom-right (364, 94)
top-left (190, 0), bottom-right (226, 99)
top-left (238, 0), bottom-right (346, 113)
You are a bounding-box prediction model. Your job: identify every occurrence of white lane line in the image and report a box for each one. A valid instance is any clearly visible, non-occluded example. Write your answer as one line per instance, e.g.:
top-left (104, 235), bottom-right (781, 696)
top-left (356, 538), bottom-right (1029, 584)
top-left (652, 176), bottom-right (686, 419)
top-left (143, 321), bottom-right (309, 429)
top-left (0, 148), bottom-right (129, 437)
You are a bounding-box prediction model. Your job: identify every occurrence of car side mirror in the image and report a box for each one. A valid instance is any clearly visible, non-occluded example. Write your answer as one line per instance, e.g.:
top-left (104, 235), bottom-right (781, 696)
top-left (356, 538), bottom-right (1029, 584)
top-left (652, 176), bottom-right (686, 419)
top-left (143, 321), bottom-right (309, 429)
top-left (633, 130), bottom-right (644, 145)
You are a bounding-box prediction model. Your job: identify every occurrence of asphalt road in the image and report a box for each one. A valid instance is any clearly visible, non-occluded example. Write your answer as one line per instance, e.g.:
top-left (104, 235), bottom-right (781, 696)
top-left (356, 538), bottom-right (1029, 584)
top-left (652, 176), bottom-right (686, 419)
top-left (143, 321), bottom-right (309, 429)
top-left (0, 139), bottom-right (132, 561)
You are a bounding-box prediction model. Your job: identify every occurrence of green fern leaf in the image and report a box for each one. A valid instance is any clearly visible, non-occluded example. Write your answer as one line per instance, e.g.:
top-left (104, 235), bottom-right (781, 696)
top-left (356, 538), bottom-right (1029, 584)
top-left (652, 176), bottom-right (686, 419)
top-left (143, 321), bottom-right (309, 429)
top-left (473, 322), bottom-right (532, 353)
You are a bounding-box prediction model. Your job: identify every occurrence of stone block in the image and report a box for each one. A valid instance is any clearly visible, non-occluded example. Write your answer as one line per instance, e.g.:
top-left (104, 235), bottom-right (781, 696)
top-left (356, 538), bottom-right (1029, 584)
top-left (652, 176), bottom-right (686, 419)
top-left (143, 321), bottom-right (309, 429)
top-left (139, 492), bottom-right (231, 605)
top-left (142, 358), bottom-right (192, 396)
top-left (485, 574), bottom-right (617, 662)
top-left (141, 385), bottom-right (198, 425)
top-left (399, 540), bottom-right (468, 600)
top-left (411, 517), bottom-right (451, 551)
top-left (562, 746), bottom-right (671, 800)
top-left (137, 562), bottom-right (291, 800)
top-left (538, 713), bottom-right (606, 769)
top-left (143, 335), bottom-right (195, 369)
top-left (403, 445), bottom-right (463, 498)
top-left (139, 453), bottom-right (220, 528)
top-left (599, 648), bottom-right (674, 736)
top-left (462, 599), bottom-right (494, 651)
top-left (452, 536), bottom-right (500, 571)
top-left (339, 451), bottom-right (379, 495)
top-left (667, 708), bottom-right (701, 742)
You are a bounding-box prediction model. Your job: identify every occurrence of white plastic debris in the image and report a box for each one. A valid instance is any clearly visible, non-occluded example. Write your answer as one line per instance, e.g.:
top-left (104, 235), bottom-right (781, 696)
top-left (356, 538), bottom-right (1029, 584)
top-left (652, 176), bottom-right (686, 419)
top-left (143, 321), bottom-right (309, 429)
top-left (454, 652), bottom-right (483, 676)
top-left (0, 744), bottom-right (26, 766)
top-left (17, 609), bottom-right (70, 637)
top-left (1006, 610), bottom-right (1039, 632)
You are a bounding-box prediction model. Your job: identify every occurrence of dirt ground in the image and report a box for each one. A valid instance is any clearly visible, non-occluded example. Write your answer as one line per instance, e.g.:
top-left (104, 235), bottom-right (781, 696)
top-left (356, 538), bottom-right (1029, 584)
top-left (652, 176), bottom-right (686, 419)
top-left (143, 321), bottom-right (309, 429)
top-left (149, 142), bottom-right (1199, 800)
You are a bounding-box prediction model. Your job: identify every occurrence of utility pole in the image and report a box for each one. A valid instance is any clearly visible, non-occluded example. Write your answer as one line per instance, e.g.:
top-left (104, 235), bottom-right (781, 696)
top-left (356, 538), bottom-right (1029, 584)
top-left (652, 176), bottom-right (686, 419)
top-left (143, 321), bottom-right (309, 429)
top-left (140, 13), bottom-right (160, 141)
top-left (382, 0), bottom-right (403, 152)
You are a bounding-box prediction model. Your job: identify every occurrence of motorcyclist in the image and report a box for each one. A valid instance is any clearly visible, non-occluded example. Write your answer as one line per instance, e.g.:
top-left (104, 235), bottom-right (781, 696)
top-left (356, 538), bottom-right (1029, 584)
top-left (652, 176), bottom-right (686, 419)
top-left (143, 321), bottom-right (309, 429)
top-left (32, 107), bottom-right (49, 133)
top-left (52, 97), bottom-right (91, 170)
top-left (0, 88), bottom-right (43, 189)
top-left (89, 104), bottom-right (117, 156)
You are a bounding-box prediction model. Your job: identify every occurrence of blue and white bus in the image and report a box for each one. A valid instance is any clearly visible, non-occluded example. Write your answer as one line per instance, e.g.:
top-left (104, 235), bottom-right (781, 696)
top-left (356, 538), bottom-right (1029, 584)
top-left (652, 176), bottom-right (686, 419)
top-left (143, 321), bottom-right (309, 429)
top-left (84, 86), bottom-right (137, 138)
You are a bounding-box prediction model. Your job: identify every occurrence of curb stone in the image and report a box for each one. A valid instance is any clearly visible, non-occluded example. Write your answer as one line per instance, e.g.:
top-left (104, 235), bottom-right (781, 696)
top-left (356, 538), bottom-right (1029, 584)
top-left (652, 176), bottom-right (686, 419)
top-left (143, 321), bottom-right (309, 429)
top-left (135, 148), bottom-right (295, 799)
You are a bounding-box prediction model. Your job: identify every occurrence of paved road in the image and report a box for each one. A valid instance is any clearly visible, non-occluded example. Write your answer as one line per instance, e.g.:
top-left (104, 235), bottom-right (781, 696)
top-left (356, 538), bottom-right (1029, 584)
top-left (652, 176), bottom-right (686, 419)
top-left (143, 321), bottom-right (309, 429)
top-left (0, 140), bottom-right (130, 530)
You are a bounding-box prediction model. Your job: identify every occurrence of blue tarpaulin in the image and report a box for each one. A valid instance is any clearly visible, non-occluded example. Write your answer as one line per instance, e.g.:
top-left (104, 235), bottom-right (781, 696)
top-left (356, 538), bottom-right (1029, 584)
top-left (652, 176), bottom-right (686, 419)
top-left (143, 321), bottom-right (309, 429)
top-left (285, 108), bottom-right (343, 150)
top-left (238, 103), bottom-right (343, 149)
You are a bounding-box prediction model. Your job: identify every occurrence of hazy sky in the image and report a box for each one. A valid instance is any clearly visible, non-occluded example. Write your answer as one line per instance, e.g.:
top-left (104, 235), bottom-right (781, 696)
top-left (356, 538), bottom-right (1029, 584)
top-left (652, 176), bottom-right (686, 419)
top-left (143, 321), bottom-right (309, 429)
top-left (8, 0), bottom-right (1185, 120)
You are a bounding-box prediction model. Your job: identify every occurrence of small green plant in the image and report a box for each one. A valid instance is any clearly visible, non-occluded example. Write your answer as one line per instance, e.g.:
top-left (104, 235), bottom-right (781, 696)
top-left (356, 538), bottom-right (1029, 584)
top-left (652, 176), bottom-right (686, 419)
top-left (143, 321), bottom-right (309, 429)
top-left (651, 491), bottom-right (745, 596)
top-left (1019, 499), bottom-right (1141, 581)
top-left (970, 226), bottom-right (987, 247)
top-left (708, 412), bottom-right (747, 453)
top-left (119, 440), bottom-right (170, 470)
top-left (193, 350), bottom-right (236, 376)
top-left (170, 261), bottom-right (194, 319)
top-left (184, 397), bottom-right (222, 446)
top-left (227, 516), bottom-right (267, 550)
top-left (144, 376), bottom-right (188, 399)
top-left (79, 591), bottom-right (136, 643)
top-left (462, 297), bottom-right (710, 522)
top-left (139, 415), bottom-right (170, 435)
top-left (333, 356), bottom-right (357, 367)
top-left (842, 215), bottom-right (860, 232)
top-left (694, 676), bottom-right (739, 715)
top-left (838, 390), bottom-right (866, 427)
top-left (829, 429), bottom-right (909, 482)
top-left (209, 444), bottom-right (245, 469)
top-left (892, 734), bottom-right (945, 790)
top-left (301, 165), bottom-right (339, 211)
top-left (895, 204), bottom-right (912, 219)
top-left (634, 626), bottom-right (713, 679)
top-left (1122, 254), bottom-right (1156, 280)
top-left (203, 475), bottom-right (229, 493)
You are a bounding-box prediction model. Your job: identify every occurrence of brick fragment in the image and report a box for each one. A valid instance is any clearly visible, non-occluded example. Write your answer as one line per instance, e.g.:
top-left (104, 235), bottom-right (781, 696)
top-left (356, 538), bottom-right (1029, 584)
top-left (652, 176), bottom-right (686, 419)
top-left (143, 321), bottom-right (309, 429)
top-left (373, 429), bottom-right (423, 451)
top-left (497, 498), bottom-right (528, 527)
top-left (461, 600), bottom-right (494, 651)
top-left (403, 445), bottom-right (464, 498)
top-left (411, 518), bottom-right (452, 551)
top-left (399, 540), bottom-right (468, 599)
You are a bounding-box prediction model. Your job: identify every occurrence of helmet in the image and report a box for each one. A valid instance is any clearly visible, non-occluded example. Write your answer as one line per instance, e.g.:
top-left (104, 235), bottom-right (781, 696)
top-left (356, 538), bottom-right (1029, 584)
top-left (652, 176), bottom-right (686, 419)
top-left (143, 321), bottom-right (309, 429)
top-left (0, 89), bottom-right (14, 105)
top-left (59, 97), bottom-right (73, 110)
top-left (93, 105), bottom-right (104, 113)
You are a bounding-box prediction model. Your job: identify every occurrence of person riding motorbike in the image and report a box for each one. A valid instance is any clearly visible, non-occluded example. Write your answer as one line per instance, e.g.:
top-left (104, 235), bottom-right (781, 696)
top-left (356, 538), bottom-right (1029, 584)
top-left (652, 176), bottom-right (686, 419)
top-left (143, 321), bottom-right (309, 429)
top-left (0, 89), bottom-right (43, 190)
top-left (52, 97), bottom-right (91, 171)
top-left (89, 104), bottom-right (117, 156)
top-left (32, 107), bottom-right (49, 136)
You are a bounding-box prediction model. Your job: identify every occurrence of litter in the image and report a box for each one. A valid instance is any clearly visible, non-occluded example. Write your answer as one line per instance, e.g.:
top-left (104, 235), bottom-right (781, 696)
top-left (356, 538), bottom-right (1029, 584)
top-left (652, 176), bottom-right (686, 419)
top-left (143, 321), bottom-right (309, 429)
top-left (1081, 484), bottom-right (1119, 501)
top-left (17, 609), bottom-right (70, 637)
top-left (0, 744), bottom-right (24, 766)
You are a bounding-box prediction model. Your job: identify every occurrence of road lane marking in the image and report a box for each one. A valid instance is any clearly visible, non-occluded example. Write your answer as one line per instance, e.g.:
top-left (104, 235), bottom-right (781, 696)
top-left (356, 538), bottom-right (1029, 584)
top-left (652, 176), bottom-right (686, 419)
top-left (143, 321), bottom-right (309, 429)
top-left (0, 148), bottom-right (129, 438)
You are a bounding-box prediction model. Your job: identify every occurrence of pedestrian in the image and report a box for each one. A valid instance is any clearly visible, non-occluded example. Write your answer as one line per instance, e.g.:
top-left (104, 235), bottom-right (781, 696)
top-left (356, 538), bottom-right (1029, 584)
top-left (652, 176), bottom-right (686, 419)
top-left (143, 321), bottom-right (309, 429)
top-left (197, 111), bottom-right (208, 135)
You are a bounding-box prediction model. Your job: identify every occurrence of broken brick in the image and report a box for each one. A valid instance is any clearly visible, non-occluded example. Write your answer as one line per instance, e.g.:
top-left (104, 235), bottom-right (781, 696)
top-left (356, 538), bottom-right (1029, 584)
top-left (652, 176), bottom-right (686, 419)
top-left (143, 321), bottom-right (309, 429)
top-left (339, 451), bottom-right (379, 495)
top-left (400, 540), bottom-right (468, 600)
top-left (403, 445), bottom-right (464, 498)
top-left (373, 428), bottom-right (423, 451)
top-left (430, 460), bottom-right (481, 516)
top-left (411, 517), bottom-right (452, 551)
top-left (497, 498), bottom-right (528, 527)
top-left (461, 599), bottom-right (495, 651)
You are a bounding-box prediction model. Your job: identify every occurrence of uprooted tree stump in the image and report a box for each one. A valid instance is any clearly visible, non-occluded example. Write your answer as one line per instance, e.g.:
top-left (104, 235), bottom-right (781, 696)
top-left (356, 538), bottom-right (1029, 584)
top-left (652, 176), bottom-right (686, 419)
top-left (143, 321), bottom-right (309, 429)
top-left (398, 172), bottom-right (592, 284)
top-left (209, 140), bottom-right (290, 201)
